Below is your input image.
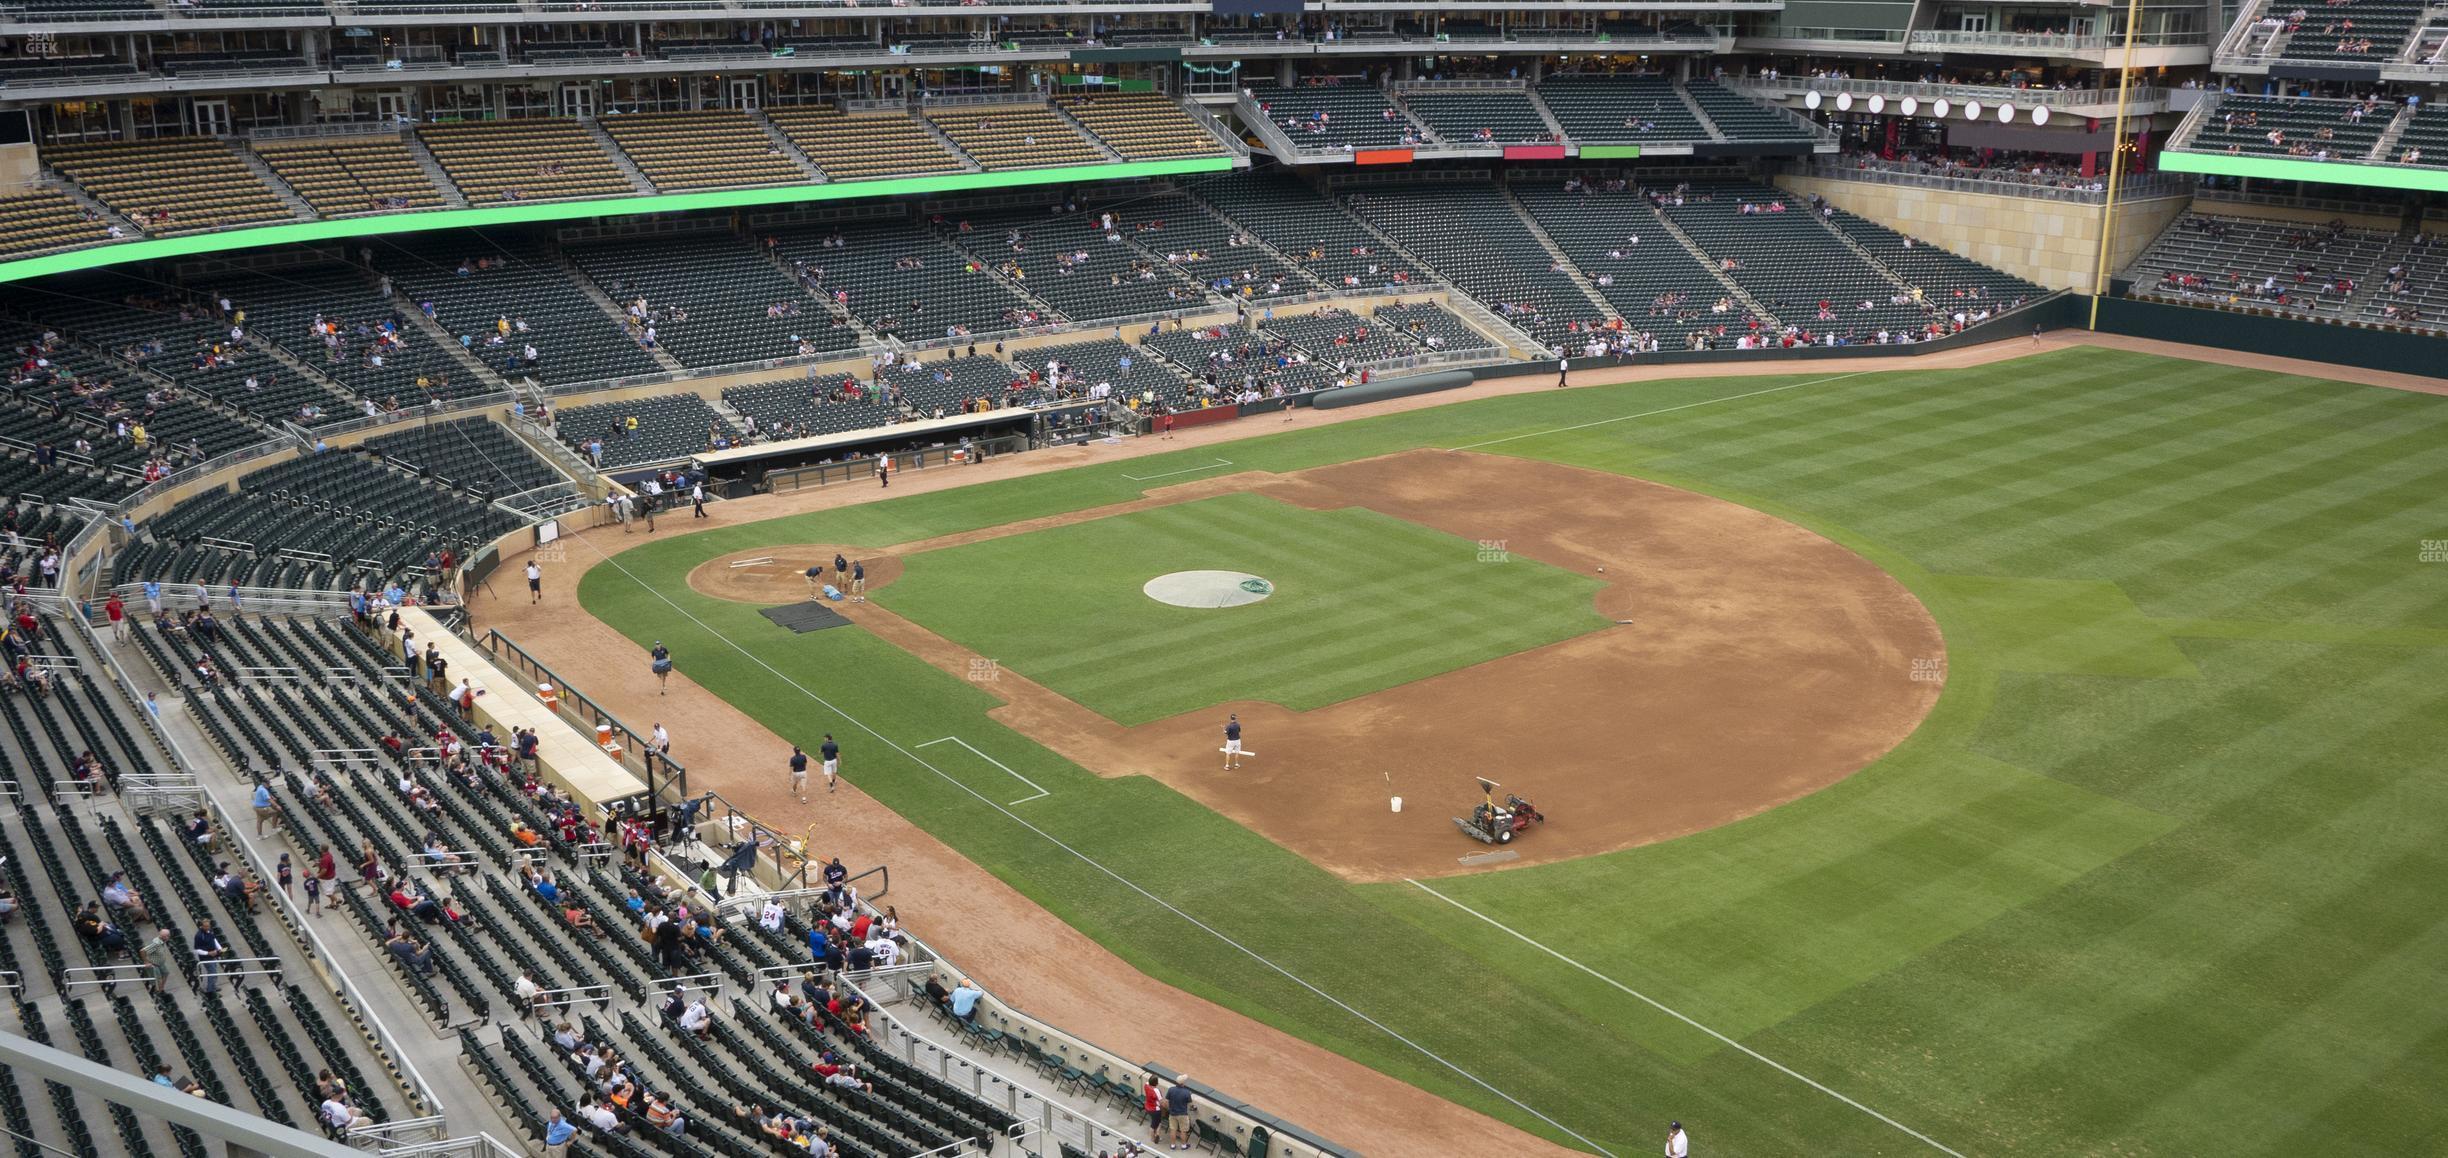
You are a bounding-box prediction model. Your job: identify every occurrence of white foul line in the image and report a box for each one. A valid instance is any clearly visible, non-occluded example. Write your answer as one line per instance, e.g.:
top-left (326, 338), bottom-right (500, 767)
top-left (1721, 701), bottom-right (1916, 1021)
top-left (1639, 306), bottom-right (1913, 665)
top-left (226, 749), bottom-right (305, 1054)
top-left (1405, 878), bottom-right (1966, 1158)
top-left (562, 536), bottom-right (1619, 1157)
top-left (1448, 371), bottom-right (1872, 452)
top-left (1122, 457), bottom-right (1234, 481)
top-left (915, 736), bottom-right (1050, 804)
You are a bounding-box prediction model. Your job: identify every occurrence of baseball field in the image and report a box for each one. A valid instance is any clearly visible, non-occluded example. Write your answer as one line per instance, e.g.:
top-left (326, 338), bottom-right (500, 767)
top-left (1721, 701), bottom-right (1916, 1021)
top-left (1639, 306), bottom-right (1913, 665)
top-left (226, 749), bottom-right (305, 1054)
top-left (572, 346), bottom-right (2448, 1156)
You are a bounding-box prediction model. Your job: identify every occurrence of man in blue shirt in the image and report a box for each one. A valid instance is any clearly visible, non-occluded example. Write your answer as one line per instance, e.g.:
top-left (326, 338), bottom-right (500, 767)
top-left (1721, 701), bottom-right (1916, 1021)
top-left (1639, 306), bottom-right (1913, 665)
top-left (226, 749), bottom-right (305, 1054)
top-left (252, 780), bottom-right (276, 836)
top-left (1223, 715), bottom-right (1244, 770)
top-left (807, 926), bottom-right (831, 968)
top-left (534, 875), bottom-right (560, 905)
top-left (949, 979), bottom-right (984, 1021)
top-left (543, 1108), bottom-right (577, 1158)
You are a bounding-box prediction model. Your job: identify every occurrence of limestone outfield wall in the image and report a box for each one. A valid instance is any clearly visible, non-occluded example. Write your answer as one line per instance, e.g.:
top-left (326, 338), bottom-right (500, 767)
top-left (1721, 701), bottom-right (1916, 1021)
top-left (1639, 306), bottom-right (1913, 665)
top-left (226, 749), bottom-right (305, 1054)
top-left (1775, 174), bottom-right (2196, 295)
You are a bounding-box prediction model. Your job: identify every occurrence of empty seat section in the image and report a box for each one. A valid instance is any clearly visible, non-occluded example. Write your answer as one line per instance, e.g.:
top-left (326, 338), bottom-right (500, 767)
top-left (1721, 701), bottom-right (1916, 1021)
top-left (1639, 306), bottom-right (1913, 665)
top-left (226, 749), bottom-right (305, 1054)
top-left (1684, 80), bottom-right (1816, 141)
top-left (1245, 82), bottom-right (1419, 150)
top-left (1052, 92), bottom-right (1227, 159)
top-left (364, 415), bottom-right (565, 494)
top-left (1397, 88), bottom-right (1555, 144)
top-left (45, 138), bottom-right (293, 234)
top-left (219, 266), bottom-right (487, 406)
top-left (416, 120), bottom-right (635, 203)
top-left (764, 107), bottom-right (967, 180)
top-left (1534, 75), bottom-right (1711, 144)
top-left (598, 110), bottom-right (806, 190)
top-left (0, 189), bottom-right (116, 257)
top-left (924, 104), bottom-right (1107, 169)
top-left (1344, 183), bottom-right (1602, 345)
top-left (555, 393), bottom-right (738, 468)
top-left (254, 138), bottom-right (448, 216)
top-left (1660, 182), bottom-right (1928, 335)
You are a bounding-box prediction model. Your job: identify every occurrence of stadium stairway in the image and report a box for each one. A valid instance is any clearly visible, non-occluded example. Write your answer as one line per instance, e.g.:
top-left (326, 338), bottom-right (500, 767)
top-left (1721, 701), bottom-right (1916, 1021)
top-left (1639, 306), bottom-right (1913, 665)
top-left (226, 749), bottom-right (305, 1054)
top-left (1647, 202), bottom-right (1785, 327)
top-left (233, 148), bottom-right (318, 220)
top-left (1494, 182), bottom-right (1620, 320)
top-left (389, 277), bottom-right (518, 389)
top-left (402, 137), bottom-right (471, 210)
top-left (1816, 217), bottom-right (1916, 297)
top-left (550, 246), bottom-right (689, 376)
top-left (581, 118), bottom-right (660, 195)
top-left (1046, 103), bottom-right (1128, 163)
top-left (752, 115), bottom-right (829, 182)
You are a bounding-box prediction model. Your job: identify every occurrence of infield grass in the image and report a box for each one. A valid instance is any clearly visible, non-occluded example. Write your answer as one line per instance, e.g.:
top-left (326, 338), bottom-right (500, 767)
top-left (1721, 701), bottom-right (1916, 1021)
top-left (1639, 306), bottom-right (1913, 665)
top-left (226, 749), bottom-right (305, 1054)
top-left (580, 349), bottom-right (2448, 1157)
top-left (873, 492), bottom-right (1610, 724)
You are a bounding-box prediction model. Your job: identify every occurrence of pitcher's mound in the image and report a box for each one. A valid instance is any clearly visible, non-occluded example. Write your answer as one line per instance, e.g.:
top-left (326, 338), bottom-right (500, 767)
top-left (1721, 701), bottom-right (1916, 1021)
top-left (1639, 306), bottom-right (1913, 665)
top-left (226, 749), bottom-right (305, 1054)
top-left (1145, 571), bottom-right (1275, 609)
top-left (689, 547), bottom-right (902, 605)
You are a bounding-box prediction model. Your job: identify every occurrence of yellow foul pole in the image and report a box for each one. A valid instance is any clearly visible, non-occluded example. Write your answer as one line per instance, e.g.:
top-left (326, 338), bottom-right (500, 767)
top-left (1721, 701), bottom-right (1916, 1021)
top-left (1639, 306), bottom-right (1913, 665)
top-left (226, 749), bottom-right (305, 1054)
top-left (2089, 0), bottom-right (2149, 329)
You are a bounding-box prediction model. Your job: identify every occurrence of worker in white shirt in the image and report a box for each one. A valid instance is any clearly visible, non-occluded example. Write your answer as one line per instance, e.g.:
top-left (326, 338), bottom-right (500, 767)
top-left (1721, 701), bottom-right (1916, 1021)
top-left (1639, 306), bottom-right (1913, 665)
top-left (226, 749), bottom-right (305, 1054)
top-left (1664, 1121), bottom-right (1689, 1157)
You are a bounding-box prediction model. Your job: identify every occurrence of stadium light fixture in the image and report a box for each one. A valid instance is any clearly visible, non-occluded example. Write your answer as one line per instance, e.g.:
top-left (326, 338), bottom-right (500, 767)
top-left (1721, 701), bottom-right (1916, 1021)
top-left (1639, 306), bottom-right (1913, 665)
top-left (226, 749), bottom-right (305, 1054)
top-left (1963, 101), bottom-right (1983, 120)
top-left (1931, 99), bottom-right (1949, 118)
top-left (1901, 97), bottom-right (1919, 116)
top-left (1868, 95), bottom-right (1886, 114)
top-left (1836, 92), bottom-right (1853, 111)
top-left (2033, 106), bottom-right (2051, 125)
top-left (1999, 103), bottom-right (2016, 123)
top-left (1805, 90), bottom-right (1822, 109)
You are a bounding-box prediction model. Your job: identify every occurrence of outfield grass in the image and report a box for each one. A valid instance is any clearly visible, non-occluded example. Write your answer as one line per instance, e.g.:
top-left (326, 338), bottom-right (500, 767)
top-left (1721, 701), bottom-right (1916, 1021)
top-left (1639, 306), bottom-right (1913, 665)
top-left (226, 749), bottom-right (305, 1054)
top-left (579, 350), bottom-right (2448, 1157)
top-left (874, 492), bottom-right (1610, 724)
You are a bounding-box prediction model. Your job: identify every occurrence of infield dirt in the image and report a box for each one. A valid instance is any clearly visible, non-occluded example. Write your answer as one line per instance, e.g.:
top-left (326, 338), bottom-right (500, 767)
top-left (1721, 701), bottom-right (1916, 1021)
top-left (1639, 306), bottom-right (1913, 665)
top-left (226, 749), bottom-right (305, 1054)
top-left (691, 450), bottom-right (1945, 882)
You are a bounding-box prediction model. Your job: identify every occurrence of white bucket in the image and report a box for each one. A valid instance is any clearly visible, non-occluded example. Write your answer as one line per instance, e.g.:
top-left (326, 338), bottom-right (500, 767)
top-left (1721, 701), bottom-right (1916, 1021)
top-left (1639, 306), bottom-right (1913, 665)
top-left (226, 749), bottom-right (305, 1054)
top-left (1390, 796), bottom-right (1402, 813)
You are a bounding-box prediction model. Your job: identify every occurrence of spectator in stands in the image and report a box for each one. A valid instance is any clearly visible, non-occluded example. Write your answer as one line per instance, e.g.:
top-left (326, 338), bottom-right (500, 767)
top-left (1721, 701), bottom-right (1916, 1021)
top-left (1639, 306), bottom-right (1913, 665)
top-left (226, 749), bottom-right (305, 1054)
top-left (139, 926), bottom-right (179, 995)
top-left (184, 812), bottom-right (213, 848)
top-left (100, 871), bottom-right (151, 924)
top-left (949, 978), bottom-right (984, 1022)
top-left (1164, 1078), bottom-right (1196, 1149)
top-left (579, 1097), bottom-right (624, 1134)
top-left (0, 878), bottom-right (16, 923)
top-left (385, 927), bottom-right (435, 976)
top-left (321, 1093), bottom-right (374, 1135)
top-left (542, 1109), bottom-right (577, 1158)
top-left (74, 901), bottom-right (128, 957)
top-left (253, 778), bottom-right (279, 836)
top-left (678, 998), bottom-right (714, 1039)
top-left (192, 918), bottom-right (229, 992)
top-left (515, 968), bottom-right (550, 1017)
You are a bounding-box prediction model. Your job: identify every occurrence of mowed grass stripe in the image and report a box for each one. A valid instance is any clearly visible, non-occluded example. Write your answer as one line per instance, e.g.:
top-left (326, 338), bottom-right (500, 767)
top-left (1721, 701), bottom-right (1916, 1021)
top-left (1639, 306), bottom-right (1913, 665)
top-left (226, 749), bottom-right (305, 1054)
top-left (1807, 365), bottom-right (2356, 515)
top-left (1991, 425), bottom-right (2448, 616)
top-left (1837, 374), bottom-right (2409, 546)
top-left (1660, 356), bottom-right (2182, 487)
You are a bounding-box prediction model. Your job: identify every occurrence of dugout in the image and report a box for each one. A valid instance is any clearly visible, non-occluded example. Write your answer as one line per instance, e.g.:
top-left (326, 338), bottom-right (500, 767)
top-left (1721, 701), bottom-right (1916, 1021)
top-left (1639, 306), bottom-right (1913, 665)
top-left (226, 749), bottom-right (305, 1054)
top-left (691, 411), bottom-right (1033, 493)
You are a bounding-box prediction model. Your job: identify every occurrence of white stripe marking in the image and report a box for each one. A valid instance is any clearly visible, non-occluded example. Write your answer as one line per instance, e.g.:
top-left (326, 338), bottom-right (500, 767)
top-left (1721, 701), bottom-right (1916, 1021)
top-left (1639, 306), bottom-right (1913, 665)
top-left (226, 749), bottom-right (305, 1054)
top-left (1405, 877), bottom-right (1966, 1157)
top-left (915, 736), bottom-right (1050, 804)
top-left (1448, 371), bottom-right (1873, 452)
top-left (1123, 457), bottom-right (1235, 481)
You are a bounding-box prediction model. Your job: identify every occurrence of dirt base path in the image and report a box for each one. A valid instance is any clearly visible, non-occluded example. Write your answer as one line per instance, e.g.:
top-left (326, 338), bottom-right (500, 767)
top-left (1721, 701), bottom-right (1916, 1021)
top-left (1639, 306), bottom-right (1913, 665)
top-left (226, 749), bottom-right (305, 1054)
top-left (472, 332), bottom-right (2417, 1154)
top-left (689, 451), bottom-right (1943, 883)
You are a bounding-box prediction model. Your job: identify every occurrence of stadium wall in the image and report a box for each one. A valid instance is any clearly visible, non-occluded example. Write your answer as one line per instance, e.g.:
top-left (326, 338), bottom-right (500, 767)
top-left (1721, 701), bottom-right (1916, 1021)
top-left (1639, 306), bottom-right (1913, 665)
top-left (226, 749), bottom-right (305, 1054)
top-left (1775, 175), bottom-right (2194, 295)
top-left (2093, 296), bottom-right (2444, 377)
